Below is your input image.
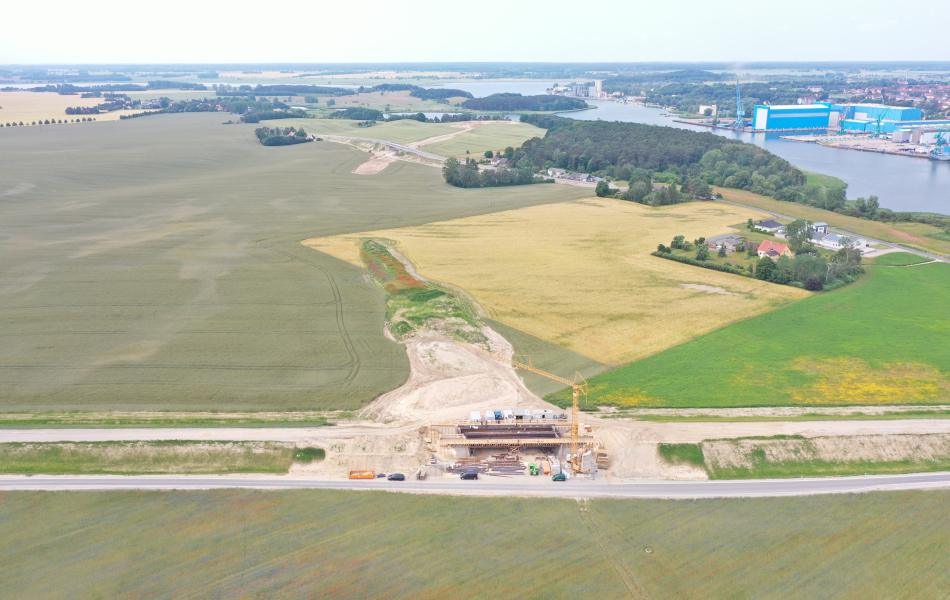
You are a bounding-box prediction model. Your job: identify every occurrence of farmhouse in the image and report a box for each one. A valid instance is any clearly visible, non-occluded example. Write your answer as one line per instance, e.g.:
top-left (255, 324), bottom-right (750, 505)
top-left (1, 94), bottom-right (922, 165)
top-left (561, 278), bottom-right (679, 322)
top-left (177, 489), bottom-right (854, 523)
top-left (547, 168), bottom-right (566, 177)
top-left (490, 157), bottom-right (510, 167)
top-left (566, 173), bottom-right (592, 182)
top-left (758, 240), bottom-right (792, 260)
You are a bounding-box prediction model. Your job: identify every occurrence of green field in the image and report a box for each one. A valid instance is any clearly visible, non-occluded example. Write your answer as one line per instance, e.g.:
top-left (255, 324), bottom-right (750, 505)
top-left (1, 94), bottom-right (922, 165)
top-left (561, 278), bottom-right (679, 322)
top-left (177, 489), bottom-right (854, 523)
top-left (872, 251), bottom-right (933, 266)
top-left (550, 263), bottom-right (950, 408)
top-left (0, 410), bottom-right (340, 428)
top-left (1, 489), bottom-right (948, 598)
top-left (262, 117), bottom-right (462, 144)
top-left (0, 441), bottom-right (319, 474)
top-left (421, 122), bottom-right (545, 157)
top-left (0, 112), bottom-right (591, 411)
top-left (802, 168), bottom-right (848, 190)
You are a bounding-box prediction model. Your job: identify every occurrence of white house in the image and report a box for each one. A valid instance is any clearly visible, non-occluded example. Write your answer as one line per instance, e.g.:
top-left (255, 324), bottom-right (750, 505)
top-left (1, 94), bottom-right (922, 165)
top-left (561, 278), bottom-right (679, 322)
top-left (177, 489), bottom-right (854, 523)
top-left (813, 222), bottom-right (829, 234)
top-left (547, 168), bottom-right (566, 178)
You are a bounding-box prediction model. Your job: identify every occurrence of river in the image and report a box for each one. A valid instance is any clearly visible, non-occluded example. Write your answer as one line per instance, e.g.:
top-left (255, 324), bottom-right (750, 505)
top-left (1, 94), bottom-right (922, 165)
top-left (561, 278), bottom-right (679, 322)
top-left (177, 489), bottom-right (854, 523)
top-left (435, 81), bottom-right (950, 214)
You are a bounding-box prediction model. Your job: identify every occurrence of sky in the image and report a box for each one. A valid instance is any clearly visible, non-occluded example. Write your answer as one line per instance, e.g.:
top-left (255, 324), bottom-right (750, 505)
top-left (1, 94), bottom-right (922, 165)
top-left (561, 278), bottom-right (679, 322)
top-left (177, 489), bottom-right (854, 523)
top-left (2, 0), bottom-right (949, 64)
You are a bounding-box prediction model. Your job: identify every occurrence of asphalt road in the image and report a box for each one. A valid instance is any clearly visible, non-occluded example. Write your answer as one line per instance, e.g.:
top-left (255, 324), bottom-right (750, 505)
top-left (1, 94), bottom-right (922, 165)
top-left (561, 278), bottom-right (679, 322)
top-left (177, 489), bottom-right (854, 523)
top-left (715, 198), bottom-right (949, 263)
top-left (2, 472), bottom-right (949, 498)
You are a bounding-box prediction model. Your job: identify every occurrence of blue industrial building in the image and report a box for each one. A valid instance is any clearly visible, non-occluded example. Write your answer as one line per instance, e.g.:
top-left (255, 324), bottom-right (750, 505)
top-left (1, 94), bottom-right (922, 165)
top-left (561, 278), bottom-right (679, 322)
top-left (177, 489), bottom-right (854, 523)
top-left (751, 104), bottom-right (838, 131)
top-left (751, 102), bottom-right (946, 134)
top-left (843, 104), bottom-right (922, 122)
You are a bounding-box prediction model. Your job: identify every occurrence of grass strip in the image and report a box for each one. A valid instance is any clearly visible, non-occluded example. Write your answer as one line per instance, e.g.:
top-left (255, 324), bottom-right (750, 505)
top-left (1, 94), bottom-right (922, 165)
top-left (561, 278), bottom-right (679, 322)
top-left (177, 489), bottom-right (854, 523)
top-left (709, 458), bottom-right (950, 479)
top-left (0, 441), bottom-right (324, 475)
top-left (0, 411), bottom-right (341, 429)
top-left (615, 410), bottom-right (950, 422)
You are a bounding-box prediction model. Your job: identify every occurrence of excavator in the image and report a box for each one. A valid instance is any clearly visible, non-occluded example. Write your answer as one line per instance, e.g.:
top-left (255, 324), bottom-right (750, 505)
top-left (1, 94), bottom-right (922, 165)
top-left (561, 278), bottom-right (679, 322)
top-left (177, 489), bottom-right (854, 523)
top-left (458, 342), bottom-right (589, 473)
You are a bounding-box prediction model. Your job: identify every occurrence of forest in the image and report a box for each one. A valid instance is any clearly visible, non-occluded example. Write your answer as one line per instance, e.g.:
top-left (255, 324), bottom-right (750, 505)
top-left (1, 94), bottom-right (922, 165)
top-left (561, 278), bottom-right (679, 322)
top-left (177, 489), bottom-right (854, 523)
top-left (461, 93), bottom-right (588, 111)
top-left (517, 114), bottom-right (805, 199)
top-left (366, 83), bottom-right (474, 100)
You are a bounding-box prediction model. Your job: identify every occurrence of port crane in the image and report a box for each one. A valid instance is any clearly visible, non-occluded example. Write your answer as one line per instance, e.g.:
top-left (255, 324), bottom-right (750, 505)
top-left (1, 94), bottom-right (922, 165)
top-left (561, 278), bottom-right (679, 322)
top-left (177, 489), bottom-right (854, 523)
top-left (458, 342), bottom-right (588, 472)
top-left (731, 80), bottom-right (746, 129)
top-left (870, 107), bottom-right (890, 138)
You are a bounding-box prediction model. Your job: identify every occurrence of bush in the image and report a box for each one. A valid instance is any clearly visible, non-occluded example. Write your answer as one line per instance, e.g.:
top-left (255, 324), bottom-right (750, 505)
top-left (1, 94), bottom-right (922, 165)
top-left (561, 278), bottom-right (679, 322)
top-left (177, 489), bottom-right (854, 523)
top-left (658, 443), bottom-right (705, 468)
top-left (804, 276), bottom-right (824, 291)
top-left (293, 447), bottom-right (325, 463)
top-left (652, 251), bottom-right (749, 276)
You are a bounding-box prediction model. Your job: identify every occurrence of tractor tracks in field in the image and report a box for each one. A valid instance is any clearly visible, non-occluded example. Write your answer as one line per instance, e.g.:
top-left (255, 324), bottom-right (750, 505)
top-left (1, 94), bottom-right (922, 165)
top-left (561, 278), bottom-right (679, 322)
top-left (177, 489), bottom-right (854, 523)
top-left (254, 236), bottom-right (361, 387)
top-left (578, 500), bottom-right (650, 599)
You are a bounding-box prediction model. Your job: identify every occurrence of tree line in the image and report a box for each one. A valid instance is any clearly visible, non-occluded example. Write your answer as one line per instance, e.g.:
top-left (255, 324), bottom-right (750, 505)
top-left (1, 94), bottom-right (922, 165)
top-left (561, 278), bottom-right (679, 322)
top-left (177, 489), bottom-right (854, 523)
top-left (253, 126), bottom-right (313, 146)
top-left (364, 83), bottom-right (474, 100)
top-left (442, 158), bottom-right (550, 188)
top-left (461, 93), bottom-right (588, 112)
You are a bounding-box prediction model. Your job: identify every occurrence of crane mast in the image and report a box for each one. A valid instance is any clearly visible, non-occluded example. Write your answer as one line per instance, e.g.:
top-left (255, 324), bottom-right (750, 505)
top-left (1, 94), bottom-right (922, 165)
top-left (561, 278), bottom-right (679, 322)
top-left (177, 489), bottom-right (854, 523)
top-left (458, 342), bottom-right (588, 471)
top-left (732, 80), bottom-right (745, 129)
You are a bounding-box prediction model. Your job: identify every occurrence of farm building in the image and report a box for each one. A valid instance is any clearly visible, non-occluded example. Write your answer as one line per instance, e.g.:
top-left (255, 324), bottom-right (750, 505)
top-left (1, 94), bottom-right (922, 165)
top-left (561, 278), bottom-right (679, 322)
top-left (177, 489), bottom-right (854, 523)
top-left (755, 219), bottom-right (786, 233)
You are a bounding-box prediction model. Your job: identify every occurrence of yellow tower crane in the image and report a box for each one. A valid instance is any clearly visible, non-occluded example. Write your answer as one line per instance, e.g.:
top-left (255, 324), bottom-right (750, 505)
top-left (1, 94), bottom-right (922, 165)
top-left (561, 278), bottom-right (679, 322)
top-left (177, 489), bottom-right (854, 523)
top-left (458, 343), bottom-right (588, 472)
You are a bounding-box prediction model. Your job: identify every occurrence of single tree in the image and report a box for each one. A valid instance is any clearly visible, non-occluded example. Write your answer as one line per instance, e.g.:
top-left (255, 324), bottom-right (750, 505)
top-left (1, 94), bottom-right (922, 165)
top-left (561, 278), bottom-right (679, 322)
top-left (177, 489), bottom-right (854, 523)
top-left (595, 181), bottom-right (610, 197)
top-left (785, 219), bottom-right (814, 252)
top-left (804, 276), bottom-right (824, 291)
top-left (747, 218), bottom-right (755, 229)
top-left (718, 245), bottom-right (727, 257)
top-left (695, 244), bottom-right (710, 261)
top-left (484, 150), bottom-right (493, 158)
top-left (704, 107), bottom-right (713, 117)
top-left (755, 256), bottom-right (776, 280)
top-left (671, 235), bottom-right (685, 250)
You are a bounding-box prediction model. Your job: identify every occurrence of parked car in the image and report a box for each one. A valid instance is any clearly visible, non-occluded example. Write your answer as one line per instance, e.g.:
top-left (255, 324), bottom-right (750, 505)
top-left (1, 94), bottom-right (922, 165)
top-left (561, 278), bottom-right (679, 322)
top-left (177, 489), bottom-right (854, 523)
top-left (552, 473), bottom-right (567, 482)
top-left (376, 473), bottom-right (387, 478)
top-left (461, 470), bottom-right (479, 480)
top-left (387, 473), bottom-right (405, 481)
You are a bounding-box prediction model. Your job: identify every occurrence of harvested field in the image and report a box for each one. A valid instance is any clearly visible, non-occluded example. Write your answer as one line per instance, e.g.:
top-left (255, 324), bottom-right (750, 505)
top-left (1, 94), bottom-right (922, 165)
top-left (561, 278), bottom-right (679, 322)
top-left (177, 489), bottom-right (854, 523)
top-left (1, 489), bottom-right (949, 599)
top-left (305, 198), bottom-right (809, 365)
top-left (0, 112), bottom-right (592, 411)
top-left (566, 263), bottom-right (950, 408)
top-left (0, 91), bottom-right (153, 125)
top-left (0, 441), bottom-right (308, 474)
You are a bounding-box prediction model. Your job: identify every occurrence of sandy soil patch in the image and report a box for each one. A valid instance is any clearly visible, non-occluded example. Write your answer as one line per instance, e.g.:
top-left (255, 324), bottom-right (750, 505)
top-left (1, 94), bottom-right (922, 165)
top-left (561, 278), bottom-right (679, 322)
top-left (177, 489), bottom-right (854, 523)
top-left (409, 121), bottom-right (496, 148)
top-left (704, 433), bottom-right (950, 470)
top-left (352, 150), bottom-right (398, 174)
top-left (680, 283), bottom-right (745, 296)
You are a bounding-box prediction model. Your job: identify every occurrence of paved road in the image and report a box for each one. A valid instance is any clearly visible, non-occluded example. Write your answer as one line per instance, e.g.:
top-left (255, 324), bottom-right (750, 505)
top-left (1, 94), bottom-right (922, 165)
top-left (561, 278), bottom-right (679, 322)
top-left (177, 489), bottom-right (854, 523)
top-left (715, 198), bottom-right (950, 263)
top-left (4, 419), bottom-right (950, 443)
top-left (2, 472), bottom-right (949, 498)
top-left (319, 135), bottom-right (447, 161)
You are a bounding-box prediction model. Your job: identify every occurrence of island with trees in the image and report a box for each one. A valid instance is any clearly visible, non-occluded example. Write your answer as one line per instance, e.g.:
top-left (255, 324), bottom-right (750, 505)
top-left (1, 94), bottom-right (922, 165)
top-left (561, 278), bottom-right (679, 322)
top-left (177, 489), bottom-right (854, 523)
top-left (461, 93), bottom-right (588, 112)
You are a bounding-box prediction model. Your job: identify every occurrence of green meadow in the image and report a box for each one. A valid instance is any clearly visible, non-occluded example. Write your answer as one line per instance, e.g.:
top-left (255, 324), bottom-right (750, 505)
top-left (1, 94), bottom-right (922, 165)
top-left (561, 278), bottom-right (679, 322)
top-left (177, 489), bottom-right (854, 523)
top-left (872, 251), bottom-right (933, 266)
top-left (550, 263), bottom-right (950, 408)
top-left (1, 489), bottom-right (948, 599)
top-left (0, 112), bottom-right (591, 411)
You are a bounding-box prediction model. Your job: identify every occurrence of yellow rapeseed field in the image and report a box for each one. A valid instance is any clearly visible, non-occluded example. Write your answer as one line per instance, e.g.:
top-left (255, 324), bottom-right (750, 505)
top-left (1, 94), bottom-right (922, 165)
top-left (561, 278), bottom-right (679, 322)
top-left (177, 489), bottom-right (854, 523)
top-left (305, 198), bottom-right (810, 364)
